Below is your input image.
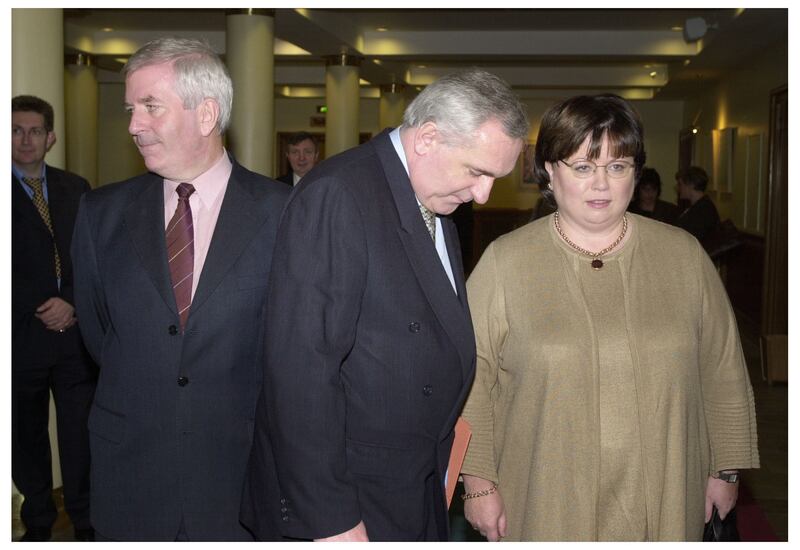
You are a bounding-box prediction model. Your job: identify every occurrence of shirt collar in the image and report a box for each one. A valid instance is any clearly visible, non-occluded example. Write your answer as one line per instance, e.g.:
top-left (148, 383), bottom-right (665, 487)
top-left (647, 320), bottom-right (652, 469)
top-left (164, 149), bottom-right (232, 208)
top-left (13, 163), bottom-right (46, 184)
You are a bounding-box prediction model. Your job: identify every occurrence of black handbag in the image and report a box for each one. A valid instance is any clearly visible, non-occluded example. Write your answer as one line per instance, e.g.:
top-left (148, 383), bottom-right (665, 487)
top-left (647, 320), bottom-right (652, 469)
top-left (703, 507), bottom-right (740, 542)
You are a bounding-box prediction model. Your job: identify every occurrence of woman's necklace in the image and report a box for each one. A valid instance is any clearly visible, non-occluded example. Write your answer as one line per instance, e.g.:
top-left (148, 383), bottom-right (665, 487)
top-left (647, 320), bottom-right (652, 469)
top-left (553, 211), bottom-right (628, 270)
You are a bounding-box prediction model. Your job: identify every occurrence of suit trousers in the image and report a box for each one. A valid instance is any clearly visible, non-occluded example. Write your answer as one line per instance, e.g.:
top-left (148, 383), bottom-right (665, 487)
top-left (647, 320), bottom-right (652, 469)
top-left (12, 331), bottom-right (97, 530)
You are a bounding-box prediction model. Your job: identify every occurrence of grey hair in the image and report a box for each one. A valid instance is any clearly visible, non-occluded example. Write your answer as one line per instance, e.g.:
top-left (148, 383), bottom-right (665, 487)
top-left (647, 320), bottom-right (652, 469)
top-left (123, 37), bottom-right (233, 134)
top-left (401, 68), bottom-right (528, 144)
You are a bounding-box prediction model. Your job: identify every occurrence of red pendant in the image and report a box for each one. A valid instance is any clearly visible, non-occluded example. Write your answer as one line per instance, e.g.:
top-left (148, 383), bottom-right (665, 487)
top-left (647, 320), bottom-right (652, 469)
top-left (591, 259), bottom-right (604, 270)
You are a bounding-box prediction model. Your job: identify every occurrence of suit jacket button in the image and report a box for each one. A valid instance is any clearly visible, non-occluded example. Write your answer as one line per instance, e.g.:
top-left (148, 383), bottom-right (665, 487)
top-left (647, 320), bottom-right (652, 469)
top-left (422, 384), bottom-right (433, 396)
top-left (280, 497), bottom-right (287, 505)
top-left (408, 321), bottom-right (421, 333)
top-left (168, 325), bottom-right (178, 335)
top-left (282, 515), bottom-right (290, 522)
top-left (178, 376), bottom-right (189, 387)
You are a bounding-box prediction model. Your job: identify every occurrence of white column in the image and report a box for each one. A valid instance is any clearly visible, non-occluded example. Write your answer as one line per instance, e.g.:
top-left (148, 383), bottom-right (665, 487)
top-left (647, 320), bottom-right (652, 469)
top-left (65, 53), bottom-right (98, 186)
top-left (226, 9), bottom-right (275, 176)
top-left (325, 54), bottom-right (361, 158)
top-left (12, 8), bottom-right (65, 168)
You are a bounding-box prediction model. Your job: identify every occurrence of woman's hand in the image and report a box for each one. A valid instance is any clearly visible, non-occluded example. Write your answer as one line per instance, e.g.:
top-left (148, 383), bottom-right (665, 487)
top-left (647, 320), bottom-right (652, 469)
top-left (705, 475), bottom-right (739, 521)
top-left (462, 474), bottom-right (507, 541)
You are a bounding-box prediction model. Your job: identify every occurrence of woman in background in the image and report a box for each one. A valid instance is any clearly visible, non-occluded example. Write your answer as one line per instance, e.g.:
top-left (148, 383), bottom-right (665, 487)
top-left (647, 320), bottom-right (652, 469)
top-left (628, 166), bottom-right (679, 224)
top-left (459, 94), bottom-right (758, 541)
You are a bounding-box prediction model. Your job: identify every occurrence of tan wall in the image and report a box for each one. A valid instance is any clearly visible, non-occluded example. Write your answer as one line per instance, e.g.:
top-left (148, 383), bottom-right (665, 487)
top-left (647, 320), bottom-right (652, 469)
top-left (479, 98), bottom-right (684, 211)
top-left (682, 41), bottom-right (787, 235)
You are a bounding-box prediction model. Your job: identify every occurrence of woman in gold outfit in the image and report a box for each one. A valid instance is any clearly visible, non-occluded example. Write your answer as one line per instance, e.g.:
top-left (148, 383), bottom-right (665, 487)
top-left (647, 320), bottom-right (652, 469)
top-left (460, 94), bottom-right (759, 541)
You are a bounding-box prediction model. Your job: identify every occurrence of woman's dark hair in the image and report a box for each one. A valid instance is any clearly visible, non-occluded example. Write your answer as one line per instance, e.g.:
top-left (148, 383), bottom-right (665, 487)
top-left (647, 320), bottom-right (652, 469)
top-left (675, 166), bottom-right (709, 192)
top-left (533, 94), bottom-right (646, 206)
top-left (637, 167), bottom-right (662, 197)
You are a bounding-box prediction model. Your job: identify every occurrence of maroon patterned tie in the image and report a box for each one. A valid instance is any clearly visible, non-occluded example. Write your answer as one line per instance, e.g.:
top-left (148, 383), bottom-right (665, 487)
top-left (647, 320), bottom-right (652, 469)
top-left (166, 183), bottom-right (195, 330)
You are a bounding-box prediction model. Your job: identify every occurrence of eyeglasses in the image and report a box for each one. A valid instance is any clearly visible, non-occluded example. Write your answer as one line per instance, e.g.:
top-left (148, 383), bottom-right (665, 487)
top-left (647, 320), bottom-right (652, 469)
top-left (12, 126), bottom-right (48, 139)
top-left (559, 159), bottom-right (634, 180)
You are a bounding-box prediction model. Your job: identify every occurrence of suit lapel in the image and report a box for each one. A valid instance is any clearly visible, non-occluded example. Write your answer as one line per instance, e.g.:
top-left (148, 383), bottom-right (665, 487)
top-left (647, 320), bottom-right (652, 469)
top-left (373, 131), bottom-right (475, 375)
top-left (12, 174), bottom-right (51, 236)
top-left (44, 167), bottom-right (69, 237)
top-left (123, 174), bottom-right (176, 316)
top-left (442, 218), bottom-right (470, 309)
top-left (189, 162), bottom-right (262, 316)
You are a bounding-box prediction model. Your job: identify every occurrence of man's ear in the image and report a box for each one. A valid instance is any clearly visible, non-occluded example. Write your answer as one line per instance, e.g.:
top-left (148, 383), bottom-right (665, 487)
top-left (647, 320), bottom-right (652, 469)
top-left (45, 131), bottom-right (57, 152)
top-left (413, 121), bottom-right (439, 156)
top-left (197, 98), bottom-right (221, 137)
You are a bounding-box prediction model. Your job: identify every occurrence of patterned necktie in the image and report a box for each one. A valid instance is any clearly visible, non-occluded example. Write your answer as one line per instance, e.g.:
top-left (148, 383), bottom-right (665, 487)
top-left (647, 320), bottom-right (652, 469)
top-left (23, 177), bottom-right (61, 279)
top-left (166, 183), bottom-right (195, 330)
top-left (419, 204), bottom-right (436, 244)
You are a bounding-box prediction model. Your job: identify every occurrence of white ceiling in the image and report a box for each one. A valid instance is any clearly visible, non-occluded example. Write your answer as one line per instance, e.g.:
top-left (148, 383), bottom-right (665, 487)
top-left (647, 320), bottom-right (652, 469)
top-left (62, 8), bottom-right (787, 101)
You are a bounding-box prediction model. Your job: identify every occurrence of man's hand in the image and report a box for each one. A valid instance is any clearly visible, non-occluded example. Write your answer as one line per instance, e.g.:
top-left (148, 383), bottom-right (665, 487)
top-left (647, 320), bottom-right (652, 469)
top-left (705, 475), bottom-right (739, 521)
top-left (462, 474), bottom-right (507, 541)
top-left (35, 297), bottom-right (76, 332)
top-left (314, 520), bottom-right (369, 542)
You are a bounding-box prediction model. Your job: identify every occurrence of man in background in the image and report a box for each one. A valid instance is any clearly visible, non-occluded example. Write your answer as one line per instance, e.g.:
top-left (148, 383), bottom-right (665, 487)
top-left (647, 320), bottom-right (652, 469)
top-left (71, 38), bottom-right (289, 541)
top-left (243, 69), bottom-right (528, 541)
top-left (12, 94), bottom-right (97, 542)
top-left (276, 131), bottom-right (319, 186)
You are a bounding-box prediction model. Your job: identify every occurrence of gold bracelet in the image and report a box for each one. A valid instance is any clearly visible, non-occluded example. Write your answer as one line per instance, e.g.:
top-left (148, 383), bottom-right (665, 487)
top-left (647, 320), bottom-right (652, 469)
top-left (462, 483), bottom-right (498, 501)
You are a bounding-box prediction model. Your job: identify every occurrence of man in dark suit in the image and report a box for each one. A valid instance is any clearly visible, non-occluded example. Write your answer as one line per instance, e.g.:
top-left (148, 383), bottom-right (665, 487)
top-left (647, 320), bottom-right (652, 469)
top-left (276, 131), bottom-right (319, 186)
top-left (71, 38), bottom-right (289, 541)
top-left (12, 95), bottom-right (97, 542)
top-left (242, 69), bottom-right (528, 541)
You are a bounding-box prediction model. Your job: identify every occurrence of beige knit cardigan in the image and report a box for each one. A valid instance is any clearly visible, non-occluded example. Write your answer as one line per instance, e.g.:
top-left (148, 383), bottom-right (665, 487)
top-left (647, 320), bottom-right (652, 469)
top-left (461, 214), bottom-right (759, 541)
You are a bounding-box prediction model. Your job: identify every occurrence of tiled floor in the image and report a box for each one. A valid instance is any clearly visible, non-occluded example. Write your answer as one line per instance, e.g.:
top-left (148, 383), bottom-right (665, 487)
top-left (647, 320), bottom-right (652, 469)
top-left (11, 311), bottom-right (787, 542)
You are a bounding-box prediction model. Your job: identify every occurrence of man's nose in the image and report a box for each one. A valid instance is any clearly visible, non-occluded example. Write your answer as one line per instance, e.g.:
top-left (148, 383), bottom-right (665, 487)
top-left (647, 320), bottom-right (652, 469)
top-left (472, 177), bottom-right (495, 204)
top-left (128, 110), bottom-right (144, 135)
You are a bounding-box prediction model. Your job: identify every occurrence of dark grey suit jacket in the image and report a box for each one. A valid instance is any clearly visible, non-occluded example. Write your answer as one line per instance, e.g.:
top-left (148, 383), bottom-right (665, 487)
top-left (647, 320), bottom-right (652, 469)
top-left (12, 167), bottom-right (90, 367)
top-left (71, 158), bottom-right (289, 541)
top-left (242, 130), bottom-right (475, 541)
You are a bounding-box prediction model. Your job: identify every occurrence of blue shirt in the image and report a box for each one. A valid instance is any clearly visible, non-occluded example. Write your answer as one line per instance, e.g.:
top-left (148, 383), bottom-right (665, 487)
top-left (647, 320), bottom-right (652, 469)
top-left (13, 164), bottom-right (49, 203)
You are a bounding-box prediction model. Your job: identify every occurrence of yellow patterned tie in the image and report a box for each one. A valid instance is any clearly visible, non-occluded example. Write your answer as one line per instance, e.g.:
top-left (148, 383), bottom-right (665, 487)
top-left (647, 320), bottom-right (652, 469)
top-left (419, 204), bottom-right (436, 244)
top-left (23, 177), bottom-right (62, 279)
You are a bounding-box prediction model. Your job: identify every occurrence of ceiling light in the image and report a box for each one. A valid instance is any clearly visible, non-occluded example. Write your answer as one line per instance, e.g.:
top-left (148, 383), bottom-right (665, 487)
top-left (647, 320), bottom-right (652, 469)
top-left (376, 27), bottom-right (388, 32)
top-left (417, 65), bottom-right (427, 69)
top-left (683, 17), bottom-right (716, 42)
top-left (671, 26), bottom-right (683, 31)
top-left (649, 71), bottom-right (657, 78)
top-left (102, 27), bottom-right (113, 32)
top-left (692, 127), bottom-right (699, 135)
top-left (683, 59), bottom-right (692, 66)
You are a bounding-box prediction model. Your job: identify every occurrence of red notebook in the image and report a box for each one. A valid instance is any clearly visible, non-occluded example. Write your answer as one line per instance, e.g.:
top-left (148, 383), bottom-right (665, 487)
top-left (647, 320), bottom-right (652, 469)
top-left (445, 417), bottom-right (472, 508)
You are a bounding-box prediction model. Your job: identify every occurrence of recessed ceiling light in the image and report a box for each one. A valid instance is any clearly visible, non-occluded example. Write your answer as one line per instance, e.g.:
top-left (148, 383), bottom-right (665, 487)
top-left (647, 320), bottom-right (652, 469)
top-left (649, 71), bottom-right (657, 78)
top-left (102, 27), bottom-right (113, 32)
top-left (671, 26), bottom-right (683, 31)
top-left (376, 27), bottom-right (388, 32)
top-left (683, 59), bottom-right (692, 66)
top-left (417, 65), bottom-right (427, 69)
